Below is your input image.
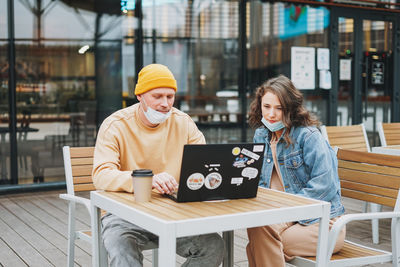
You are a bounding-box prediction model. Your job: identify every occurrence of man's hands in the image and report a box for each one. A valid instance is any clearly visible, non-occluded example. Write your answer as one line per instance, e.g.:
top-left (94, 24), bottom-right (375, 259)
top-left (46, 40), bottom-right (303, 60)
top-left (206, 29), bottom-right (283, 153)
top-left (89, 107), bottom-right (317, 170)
top-left (152, 172), bottom-right (178, 194)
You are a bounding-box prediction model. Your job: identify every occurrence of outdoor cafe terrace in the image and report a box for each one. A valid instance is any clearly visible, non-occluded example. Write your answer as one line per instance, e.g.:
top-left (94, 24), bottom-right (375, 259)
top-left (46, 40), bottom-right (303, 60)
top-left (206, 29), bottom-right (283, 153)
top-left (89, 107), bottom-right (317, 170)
top-left (0, 190), bottom-right (393, 267)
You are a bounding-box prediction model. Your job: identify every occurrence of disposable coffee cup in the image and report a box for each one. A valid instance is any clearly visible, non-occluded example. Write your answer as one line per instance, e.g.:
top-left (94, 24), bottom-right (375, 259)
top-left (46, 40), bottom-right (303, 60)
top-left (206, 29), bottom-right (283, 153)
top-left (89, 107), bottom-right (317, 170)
top-left (131, 169), bottom-right (153, 202)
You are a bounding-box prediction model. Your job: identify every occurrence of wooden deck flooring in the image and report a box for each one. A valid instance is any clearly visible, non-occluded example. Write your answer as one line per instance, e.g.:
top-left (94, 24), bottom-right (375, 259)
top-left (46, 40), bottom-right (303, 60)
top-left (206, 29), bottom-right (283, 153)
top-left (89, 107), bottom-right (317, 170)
top-left (0, 190), bottom-right (393, 267)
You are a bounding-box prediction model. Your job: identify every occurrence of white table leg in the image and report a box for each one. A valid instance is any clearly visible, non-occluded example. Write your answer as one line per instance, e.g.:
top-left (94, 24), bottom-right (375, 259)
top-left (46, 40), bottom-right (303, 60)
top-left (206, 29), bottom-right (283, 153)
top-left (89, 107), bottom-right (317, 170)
top-left (159, 225), bottom-right (176, 267)
top-left (91, 202), bottom-right (107, 267)
top-left (315, 203), bottom-right (330, 267)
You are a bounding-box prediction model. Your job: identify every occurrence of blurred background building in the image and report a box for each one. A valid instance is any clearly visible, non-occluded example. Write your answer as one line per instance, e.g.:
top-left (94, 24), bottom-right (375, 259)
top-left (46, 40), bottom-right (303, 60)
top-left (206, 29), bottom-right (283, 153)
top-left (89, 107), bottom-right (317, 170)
top-left (1, 0), bottom-right (399, 192)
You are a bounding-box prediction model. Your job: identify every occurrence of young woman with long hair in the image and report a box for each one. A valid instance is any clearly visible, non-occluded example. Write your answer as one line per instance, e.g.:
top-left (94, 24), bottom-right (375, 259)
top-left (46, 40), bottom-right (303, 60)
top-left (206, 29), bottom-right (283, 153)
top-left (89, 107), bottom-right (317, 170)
top-left (246, 75), bottom-right (345, 267)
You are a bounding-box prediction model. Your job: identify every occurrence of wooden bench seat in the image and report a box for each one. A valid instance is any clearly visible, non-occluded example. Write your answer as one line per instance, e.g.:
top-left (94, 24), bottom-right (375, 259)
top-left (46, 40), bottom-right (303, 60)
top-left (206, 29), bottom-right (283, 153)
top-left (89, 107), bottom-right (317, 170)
top-left (290, 149), bottom-right (400, 267)
top-left (303, 240), bottom-right (386, 262)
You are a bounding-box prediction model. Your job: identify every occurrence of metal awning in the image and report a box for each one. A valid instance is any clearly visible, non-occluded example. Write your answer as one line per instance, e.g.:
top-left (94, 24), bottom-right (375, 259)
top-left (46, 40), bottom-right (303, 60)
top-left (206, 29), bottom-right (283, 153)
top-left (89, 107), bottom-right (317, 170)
top-left (60, 0), bottom-right (121, 15)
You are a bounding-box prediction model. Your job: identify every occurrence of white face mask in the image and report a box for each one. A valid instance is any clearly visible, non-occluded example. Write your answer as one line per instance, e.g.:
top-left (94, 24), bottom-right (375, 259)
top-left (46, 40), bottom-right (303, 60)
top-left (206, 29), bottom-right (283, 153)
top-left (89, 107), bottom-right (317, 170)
top-left (261, 117), bottom-right (285, 132)
top-left (141, 98), bottom-right (171, 125)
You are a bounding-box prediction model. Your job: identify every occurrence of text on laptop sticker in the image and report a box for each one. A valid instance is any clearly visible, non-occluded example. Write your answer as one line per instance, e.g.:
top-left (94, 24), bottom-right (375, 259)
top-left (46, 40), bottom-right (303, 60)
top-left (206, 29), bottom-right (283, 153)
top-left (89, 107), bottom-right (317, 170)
top-left (231, 177), bottom-right (243, 186)
top-left (186, 173), bottom-right (205, 190)
top-left (241, 148), bottom-right (260, 160)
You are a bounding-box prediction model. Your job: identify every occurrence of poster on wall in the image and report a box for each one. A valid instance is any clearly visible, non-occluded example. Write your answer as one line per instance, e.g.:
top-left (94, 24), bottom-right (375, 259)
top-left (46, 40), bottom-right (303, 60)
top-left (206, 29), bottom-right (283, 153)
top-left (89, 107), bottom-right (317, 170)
top-left (317, 48), bottom-right (330, 70)
top-left (291, 46), bottom-right (315, 90)
top-left (319, 70), bottom-right (332, 89)
top-left (339, 59), bottom-right (351, 81)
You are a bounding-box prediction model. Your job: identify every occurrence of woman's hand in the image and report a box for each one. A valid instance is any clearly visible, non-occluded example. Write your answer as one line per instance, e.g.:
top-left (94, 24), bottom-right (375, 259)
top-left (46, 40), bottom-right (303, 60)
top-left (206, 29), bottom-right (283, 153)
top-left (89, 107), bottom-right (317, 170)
top-left (152, 172), bottom-right (179, 194)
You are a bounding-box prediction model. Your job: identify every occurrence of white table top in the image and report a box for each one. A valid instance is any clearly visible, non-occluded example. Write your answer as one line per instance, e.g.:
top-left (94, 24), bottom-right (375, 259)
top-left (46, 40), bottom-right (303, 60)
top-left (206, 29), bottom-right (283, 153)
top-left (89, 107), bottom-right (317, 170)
top-left (91, 187), bottom-right (331, 267)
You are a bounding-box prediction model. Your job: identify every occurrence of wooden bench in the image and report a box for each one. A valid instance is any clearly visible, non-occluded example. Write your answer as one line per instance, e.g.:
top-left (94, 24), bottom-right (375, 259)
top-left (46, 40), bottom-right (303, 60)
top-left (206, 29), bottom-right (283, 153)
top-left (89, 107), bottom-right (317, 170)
top-left (290, 149), bottom-right (400, 267)
top-left (320, 123), bottom-right (382, 243)
top-left (60, 146), bottom-right (157, 267)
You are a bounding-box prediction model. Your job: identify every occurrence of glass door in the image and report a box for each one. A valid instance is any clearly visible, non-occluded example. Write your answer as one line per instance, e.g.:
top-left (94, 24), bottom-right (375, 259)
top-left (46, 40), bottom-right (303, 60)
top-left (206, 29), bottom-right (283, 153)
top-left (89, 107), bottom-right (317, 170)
top-left (361, 19), bottom-right (393, 147)
top-left (333, 9), bottom-right (396, 147)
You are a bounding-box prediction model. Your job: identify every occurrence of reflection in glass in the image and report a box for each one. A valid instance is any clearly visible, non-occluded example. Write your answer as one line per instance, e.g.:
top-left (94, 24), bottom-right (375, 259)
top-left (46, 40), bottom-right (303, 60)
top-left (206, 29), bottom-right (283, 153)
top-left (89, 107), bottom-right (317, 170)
top-left (0, 40), bottom-right (10, 183)
top-left (247, 2), bottom-right (329, 126)
top-left (5, 0), bottom-right (126, 185)
top-left (136, 0), bottom-right (241, 143)
top-left (338, 17), bottom-right (354, 126)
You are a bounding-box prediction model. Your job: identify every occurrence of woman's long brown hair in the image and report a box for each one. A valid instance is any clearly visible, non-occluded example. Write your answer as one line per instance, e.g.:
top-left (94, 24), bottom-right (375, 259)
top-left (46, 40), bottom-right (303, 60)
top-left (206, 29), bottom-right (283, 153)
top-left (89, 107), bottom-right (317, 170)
top-left (248, 75), bottom-right (319, 145)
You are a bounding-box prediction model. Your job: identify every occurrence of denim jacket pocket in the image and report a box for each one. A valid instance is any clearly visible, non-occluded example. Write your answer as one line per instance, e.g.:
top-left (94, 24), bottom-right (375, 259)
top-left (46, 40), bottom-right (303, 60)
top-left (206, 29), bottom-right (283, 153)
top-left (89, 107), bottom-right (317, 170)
top-left (284, 150), bottom-right (308, 186)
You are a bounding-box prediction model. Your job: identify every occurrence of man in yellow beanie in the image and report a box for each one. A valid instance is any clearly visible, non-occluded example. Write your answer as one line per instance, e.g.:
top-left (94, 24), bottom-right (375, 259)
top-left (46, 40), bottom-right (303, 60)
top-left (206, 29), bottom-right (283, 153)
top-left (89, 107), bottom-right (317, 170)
top-left (92, 64), bottom-right (224, 267)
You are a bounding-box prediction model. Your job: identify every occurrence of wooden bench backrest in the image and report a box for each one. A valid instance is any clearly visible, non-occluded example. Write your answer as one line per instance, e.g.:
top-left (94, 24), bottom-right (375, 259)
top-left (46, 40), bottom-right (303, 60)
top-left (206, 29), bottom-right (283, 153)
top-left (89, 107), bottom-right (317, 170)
top-left (323, 125), bottom-right (370, 152)
top-left (68, 146), bottom-right (95, 193)
top-left (382, 122), bottom-right (400, 146)
top-left (338, 149), bottom-right (400, 208)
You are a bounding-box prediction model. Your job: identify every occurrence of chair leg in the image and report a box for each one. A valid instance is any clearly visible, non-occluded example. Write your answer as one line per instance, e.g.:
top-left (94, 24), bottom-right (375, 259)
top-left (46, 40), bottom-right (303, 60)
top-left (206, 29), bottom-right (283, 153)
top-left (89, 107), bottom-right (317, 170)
top-left (67, 202), bottom-right (76, 267)
top-left (152, 249), bottom-right (158, 267)
top-left (391, 217), bottom-right (400, 267)
top-left (371, 203), bottom-right (381, 244)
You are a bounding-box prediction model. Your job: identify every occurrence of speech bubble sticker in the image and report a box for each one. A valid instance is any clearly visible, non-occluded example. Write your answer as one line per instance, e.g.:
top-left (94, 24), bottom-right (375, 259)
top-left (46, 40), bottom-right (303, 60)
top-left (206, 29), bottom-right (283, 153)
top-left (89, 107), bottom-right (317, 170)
top-left (186, 173), bottom-right (205, 190)
top-left (205, 172), bottom-right (222, 189)
top-left (242, 167), bottom-right (258, 179)
top-left (231, 177), bottom-right (243, 186)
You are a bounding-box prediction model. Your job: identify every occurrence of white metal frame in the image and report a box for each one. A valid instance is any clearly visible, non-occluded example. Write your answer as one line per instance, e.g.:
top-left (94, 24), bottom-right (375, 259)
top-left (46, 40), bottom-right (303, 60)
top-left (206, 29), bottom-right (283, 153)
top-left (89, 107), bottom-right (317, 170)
top-left (90, 188), bottom-right (331, 267)
top-left (378, 122), bottom-right (388, 147)
top-left (60, 146), bottom-right (158, 267)
top-left (291, 190), bottom-right (400, 267)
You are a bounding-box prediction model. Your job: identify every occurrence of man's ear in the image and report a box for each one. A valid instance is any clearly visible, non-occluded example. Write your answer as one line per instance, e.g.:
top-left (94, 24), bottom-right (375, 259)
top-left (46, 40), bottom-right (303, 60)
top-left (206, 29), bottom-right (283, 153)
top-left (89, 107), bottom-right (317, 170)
top-left (136, 94), bottom-right (142, 101)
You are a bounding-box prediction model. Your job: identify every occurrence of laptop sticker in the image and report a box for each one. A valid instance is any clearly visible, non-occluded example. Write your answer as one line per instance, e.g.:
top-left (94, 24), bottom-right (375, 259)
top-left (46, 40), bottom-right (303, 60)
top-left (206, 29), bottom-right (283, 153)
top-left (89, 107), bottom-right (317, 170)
top-left (186, 173), bottom-right (205, 190)
top-left (231, 177), bottom-right (243, 186)
top-left (241, 148), bottom-right (260, 160)
top-left (242, 167), bottom-right (258, 179)
top-left (253, 145), bottom-right (264, 152)
top-left (247, 159), bottom-right (255, 165)
top-left (233, 155), bottom-right (249, 168)
top-left (232, 147), bottom-right (241, 156)
top-left (205, 163), bottom-right (220, 172)
top-left (205, 172), bottom-right (222, 189)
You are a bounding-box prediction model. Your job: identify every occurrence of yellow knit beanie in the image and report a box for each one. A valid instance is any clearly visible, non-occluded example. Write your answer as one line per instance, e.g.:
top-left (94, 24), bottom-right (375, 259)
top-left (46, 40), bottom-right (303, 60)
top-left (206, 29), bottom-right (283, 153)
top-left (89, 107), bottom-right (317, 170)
top-left (134, 64), bottom-right (177, 95)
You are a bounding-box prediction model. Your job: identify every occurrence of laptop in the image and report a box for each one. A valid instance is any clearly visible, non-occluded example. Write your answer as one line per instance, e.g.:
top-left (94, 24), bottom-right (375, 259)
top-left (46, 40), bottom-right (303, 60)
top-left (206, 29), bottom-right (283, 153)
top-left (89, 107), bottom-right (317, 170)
top-left (166, 143), bottom-right (265, 202)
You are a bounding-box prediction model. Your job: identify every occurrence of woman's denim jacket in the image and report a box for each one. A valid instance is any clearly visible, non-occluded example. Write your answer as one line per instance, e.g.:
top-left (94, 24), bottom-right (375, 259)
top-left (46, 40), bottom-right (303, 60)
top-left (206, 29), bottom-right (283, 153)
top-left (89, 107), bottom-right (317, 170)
top-left (254, 125), bottom-right (345, 225)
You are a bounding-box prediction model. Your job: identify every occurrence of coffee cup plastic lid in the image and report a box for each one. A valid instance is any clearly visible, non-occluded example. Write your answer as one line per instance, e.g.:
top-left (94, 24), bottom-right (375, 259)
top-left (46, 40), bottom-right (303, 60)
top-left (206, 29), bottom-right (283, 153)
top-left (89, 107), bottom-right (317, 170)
top-left (131, 169), bottom-right (153, 177)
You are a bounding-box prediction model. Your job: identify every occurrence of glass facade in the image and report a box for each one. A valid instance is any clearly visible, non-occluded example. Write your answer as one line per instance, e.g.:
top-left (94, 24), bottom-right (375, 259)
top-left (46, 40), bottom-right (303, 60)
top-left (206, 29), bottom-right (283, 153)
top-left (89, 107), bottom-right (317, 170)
top-left (138, 1), bottom-right (242, 143)
top-left (247, 2), bottom-right (330, 124)
top-left (1, 0), bottom-right (399, 190)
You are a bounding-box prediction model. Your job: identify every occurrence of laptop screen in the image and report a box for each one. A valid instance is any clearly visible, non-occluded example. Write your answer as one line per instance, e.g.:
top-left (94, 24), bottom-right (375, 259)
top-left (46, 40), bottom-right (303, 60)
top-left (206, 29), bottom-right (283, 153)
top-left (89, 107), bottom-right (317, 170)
top-left (175, 143), bottom-right (265, 202)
